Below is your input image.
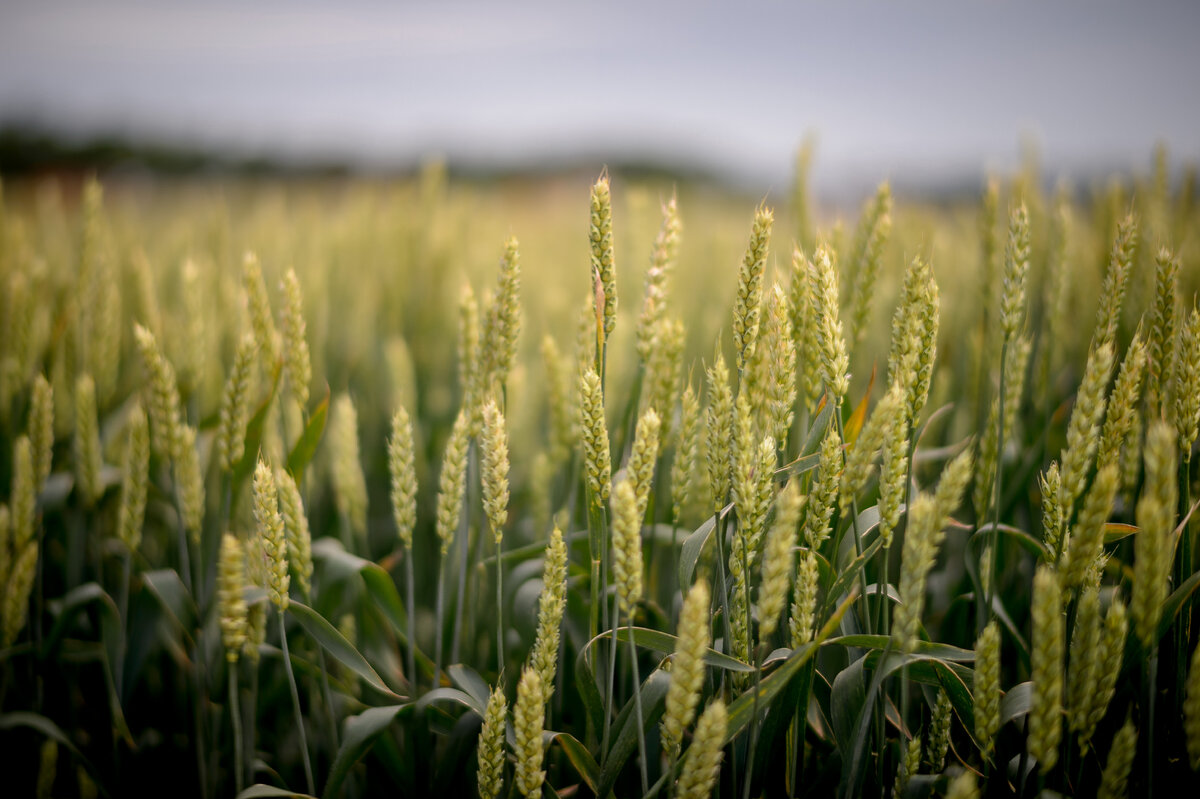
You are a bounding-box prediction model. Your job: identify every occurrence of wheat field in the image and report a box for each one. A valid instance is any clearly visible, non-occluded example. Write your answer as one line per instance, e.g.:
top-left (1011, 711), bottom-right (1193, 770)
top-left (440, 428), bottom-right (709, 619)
top-left (1, 152), bottom-right (1199, 798)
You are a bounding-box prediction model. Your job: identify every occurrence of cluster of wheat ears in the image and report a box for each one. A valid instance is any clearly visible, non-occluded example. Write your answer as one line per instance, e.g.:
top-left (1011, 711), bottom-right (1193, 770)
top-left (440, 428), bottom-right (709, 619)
top-left (0, 151), bottom-right (1199, 798)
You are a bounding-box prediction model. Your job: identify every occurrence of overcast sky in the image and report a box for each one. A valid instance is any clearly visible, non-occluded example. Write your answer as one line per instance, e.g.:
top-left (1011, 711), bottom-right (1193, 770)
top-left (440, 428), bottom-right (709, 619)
top-left (2, 0), bottom-right (1197, 187)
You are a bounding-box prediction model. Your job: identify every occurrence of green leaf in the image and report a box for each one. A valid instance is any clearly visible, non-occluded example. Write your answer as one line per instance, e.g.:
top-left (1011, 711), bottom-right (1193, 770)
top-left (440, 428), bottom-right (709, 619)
top-left (322, 705), bottom-right (406, 799)
top-left (572, 647), bottom-right (606, 740)
top-left (551, 731), bottom-right (600, 794)
top-left (678, 510), bottom-right (723, 591)
top-left (140, 569), bottom-right (197, 640)
top-left (448, 664), bottom-right (491, 716)
top-left (611, 625), bottom-right (754, 673)
top-left (596, 669), bottom-right (671, 798)
top-left (827, 634), bottom-right (975, 662)
top-left (238, 786), bottom-right (317, 799)
top-left (1102, 522), bottom-right (1138, 544)
top-left (1156, 568), bottom-right (1200, 644)
top-left (287, 386), bottom-right (329, 482)
top-left (0, 712), bottom-right (110, 798)
top-left (999, 681), bottom-right (1032, 728)
top-left (288, 601), bottom-right (401, 698)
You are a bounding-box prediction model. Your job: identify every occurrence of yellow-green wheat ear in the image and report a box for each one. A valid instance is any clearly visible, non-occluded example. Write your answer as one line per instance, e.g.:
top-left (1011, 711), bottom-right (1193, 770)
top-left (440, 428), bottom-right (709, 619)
top-left (757, 481), bottom-right (803, 641)
top-left (481, 236), bottom-right (521, 398)
top-left (1146, 248), bottom-right (1178, 416)
top-left (1132, 420), bottom-right (1177, 648)
top-left (330, 394), bottom-right (369, 543)
top-left (636, 192), bottom-right (682, 363)
top-left (275, 468), bottom-right (313, 599)
top-left (252, 460), bottom-right (290, 611)
top-left (1059, 340), bottom-right (1116, 514)
top-left (218, 333), bottom-right (257, 472)
top-left (892, 732), bottom-right (921, 798)
top-left (72, 373), bottom-right (103, 506)
top-left (1096, 334), bottom-right (1147, 475)
top-left (1093, 214), bottom-right (1137, 351)
top-left (10, 436), bottom-right (36, 554)
top-left (434, 408), bottom-right (472, 555)
top-left (530, 526), bottom-right (568, 704)
top-left (590, 172), bottom-right (616, 345)
top-left (513, 668), bottom-right (546, 799)
top-left (1185, 637), bottom-right (1200, 769)
top-left (846, 181), bottom-right (892, 347)
top-left (1028, 563), bottom-right (1064, 774)
top-left (809, 243), bottom-right (850, 401)
top-left (458, 282), bottom-right (482, 430)
top-left (578, 366), bottom-right (611, 508)
top-left (117, 403), bottom-right (150, 552)
top-left (802, 424), bottom-right (842, 549)
top-left (945, 770), bottom-right (980, 799)
top-left (1040, 462), bottom-right (1064, 559)
top-left (662, 579), bottom-right (711, 762)
top-left (1000, 201), bottom-right (1030, 339)
top-left (676, 700), bottom-right (727, 799)
top-left (928, 689), bottom-right (952, 770)
top-left (1097, 718), bottom-right (1137, 799)
top-left (476, 683), bottom-right (507, 799)
top-left (704, 352), bottom-right (733, 512)
top-left (610, 478), bottom-right (643, 617)
top-left (731, 203), bottom-right (773, 374)
top-left (388, 406), bottom-right (417, 551)
top-left (242, 250), bottom-right (279, 368)
top-left (133, 322), bottom-right (184, 461)
top-left (1173, 302), bottom-right (1200, 455)
top-left (626, 406), bottom-right (661, 518)
top-left (788, 548), bottom-right (819, 648)
top-left (670, 381), bottom-right (701, 523)
top-left (974, 622), bottom-right (1001, 759)
top-left (1, 524), bottom-right (38, 647)
top-left (481, 400), bottom-right (510, 543)
top-left (280, 268), bottom-right (311, 408)
top-left (218, 533), bottom-right (249, 662)
top-left (176, 424), bottom-right (205, 544)
top-left (29, 373), bottom-right (53, 492)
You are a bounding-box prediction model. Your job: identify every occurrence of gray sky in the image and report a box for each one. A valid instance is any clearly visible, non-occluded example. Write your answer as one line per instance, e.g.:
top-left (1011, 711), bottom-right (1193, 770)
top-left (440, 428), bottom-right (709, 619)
top-left (2, 0), bottom-right (1197, 187)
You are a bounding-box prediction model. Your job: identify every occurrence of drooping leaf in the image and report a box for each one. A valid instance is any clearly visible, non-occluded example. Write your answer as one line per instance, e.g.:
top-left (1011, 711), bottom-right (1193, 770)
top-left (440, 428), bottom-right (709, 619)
top-left (287, 385), bottom-right (329, 482)
top-left (322, 705), bottom-right (406, 799)
top-left (288, 600), bottom-right (401, 698)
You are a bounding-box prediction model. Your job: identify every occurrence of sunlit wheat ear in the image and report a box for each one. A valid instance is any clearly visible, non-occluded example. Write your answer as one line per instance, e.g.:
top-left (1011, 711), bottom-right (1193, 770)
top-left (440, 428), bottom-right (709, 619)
top-left (610, 479), bottom-right (643, 617)
top-left (457, 281), bottom-right (482, 431)
top-left (809, 243), bottom-right (850, 401)
top-left (1133, 420), bottom-right (1177, 648)
top-left (888, 255), bottom-right (938, 427)
top-left (928, 689), bottom-right (951, 770)
top-left (746, 284), bottom-right (796, 445)
top-left (676, 700), bottom-right (726, 799)
top-left (330, 395), bottom-right (369, 542)
top-left (116, 407), bottom-right (150, 555)
top-left (219, 533), bottom-right (248, 662)
top-left (1077, 594), bottom-right (1126, 749)
top-left (513, 668), bottom-right (546, 799)
top-left (1040, 471), bottom-right (1070, 571)
top-left (644, 316), bottom-right (686, 420)
top-left (242, 251), bottom-right (279, 369)
top-left (839, 383), bottom-right (903, 515)
top-left (590, 173), bottom-right (616, 346)
top-left (1097, 718), bottom-right (1137, 799)
top-left (661, 579), bottom-right (711, 762)
top-left (1028, 563), bottom-right (1064, 773)
top-left (481, 400), bottom-right (510, 543)
top-left (388, 406), bottom-right (417, 551)
top-left (1147, 247), bottom-right (1178, 416)
top-left (1096, 334), bottom-right (1146, 472)
top-left (789, 247), bottom-right (823, 408)
top-left (476, 683), bottom-right (507, 799)
top-left (1067, 586), bottom-right (1102, 739)
top-left (275, 469), bottom-right (312, 598)
top-left (252, 461), bottom-right (290, 611)
top-left (945, 770), bottom-right (980, 799)
top-left (29, 374), bottom-right (53, 491)
top-left (218, 333), bottom-right (256, 472)
top-left (731, 204), bottom-right (773, 374)
top-left (636, 193), bottom-right (682, 362)
top-left (671, 382), bottom-right (701, 522)
top-left (892, 731), bottom-right (921, 798)
top-left (530, 526), bottom-right (567, 703)
top-left (846, 181), bottom-right (892, 347)
top-left (1, 534), bottom-right (38, 647)
top-left (626, 406), bottom-right (661, 518)
top-left (175, 424), bottom-right (204, 544)
top-left (541, 335), bottom-right (575, 465)
top-left (578, 366), bottom-right (611, 508)
top-left (1000, 202), bottom-right (1030, 339)
top-left (481, 236), bottom-right (521, 399)
top-left (1173, 302), bottom-right (1200, 455)
top-left (73, 373), bottom-right (103, 506)
top-left (802, 424), bottom-right (842, 550)
top-left (876, 383), bottom-right (909, 548)
top-left (1061, 463), bottom-right (1118, 590)
top-left (280, 268), bottom-right (311, 408)
top-left (1059, 341), bottom-right (1115, 514)
top-left (758, 481), bottom-right (803, 642)
top-left (1185, 638), bottom-right (1200, 769)
top-left (133, 323), bottom-right (184, 461)
top-left (704, 353), bottom-right (734, 511)
top-left (435, 409), bottom-right (472, 556)
top-left (973, 334), bottom-right (1031, 522)
top-left (1093, 214), bottom-right (1137, 351)
top-left (892, 494), bottom-right (939, 652)
top-left (788, 549), bottom-right (819, 648)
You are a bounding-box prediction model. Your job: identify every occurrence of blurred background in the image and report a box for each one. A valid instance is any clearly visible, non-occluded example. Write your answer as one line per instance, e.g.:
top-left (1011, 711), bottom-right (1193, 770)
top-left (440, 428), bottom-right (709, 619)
top-left (2, 0), bottom-right (1198, 200)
